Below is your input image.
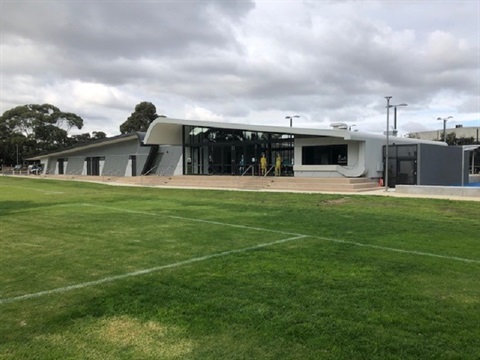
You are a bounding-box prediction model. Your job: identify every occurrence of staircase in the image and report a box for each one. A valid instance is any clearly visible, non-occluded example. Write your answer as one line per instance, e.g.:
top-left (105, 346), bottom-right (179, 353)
top-left (37, 174), bottom-right (380, 192)
top-left (115, 175), bottom-right (380, 192)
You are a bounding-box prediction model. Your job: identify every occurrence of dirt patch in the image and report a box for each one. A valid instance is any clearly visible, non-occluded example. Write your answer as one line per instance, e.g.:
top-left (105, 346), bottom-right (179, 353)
top-left (323, 197), bottom-right (350, 205)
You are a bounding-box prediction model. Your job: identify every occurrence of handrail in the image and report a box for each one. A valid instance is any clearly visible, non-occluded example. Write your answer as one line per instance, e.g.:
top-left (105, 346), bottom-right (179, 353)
top-left (159, 165), bottom-right (177, 176)
top-left (241, 165), bottom-right (253, 176)
top-left (143, 165), bottom-right (158, 176)
top-left (265, 165), bottom-right (275, 177)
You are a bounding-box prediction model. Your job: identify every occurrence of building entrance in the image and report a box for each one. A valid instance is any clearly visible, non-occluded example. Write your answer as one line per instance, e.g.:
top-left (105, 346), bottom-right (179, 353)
top-left (384, 144), bottom-right (418, 187)
top-left (183, 126), bottom-right (294, 176)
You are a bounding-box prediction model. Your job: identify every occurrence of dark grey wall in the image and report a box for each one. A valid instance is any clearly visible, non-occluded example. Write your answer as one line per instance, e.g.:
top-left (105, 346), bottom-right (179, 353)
top-left (45, 139), bottom-right (152, 176)
top-left (418, 145), bottom-right (465, 185)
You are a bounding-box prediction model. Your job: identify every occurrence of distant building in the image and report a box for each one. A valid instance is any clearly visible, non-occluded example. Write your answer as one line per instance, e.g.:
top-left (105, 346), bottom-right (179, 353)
top-left (409, 126), bottom-right (480, 142)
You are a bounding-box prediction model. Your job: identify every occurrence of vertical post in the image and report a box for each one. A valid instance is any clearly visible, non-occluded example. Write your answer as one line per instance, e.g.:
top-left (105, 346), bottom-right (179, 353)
top-left (393, 106), bottom-right (397, 133)
top-left (471, 151), bottom-right (474, 175)
top-left (443, 119), bottom-right (447, 142)
top-left (385, 96), bottom-right (392, 191)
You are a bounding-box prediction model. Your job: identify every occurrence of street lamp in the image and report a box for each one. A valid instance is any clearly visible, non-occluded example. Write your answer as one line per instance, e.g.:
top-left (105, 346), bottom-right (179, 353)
top-left (437, 116), bottom-right (453, 142)
top-left (389, 103), bottom-right (408, 135)
top-left (384, 96), bottom-right (392, 191)
top-left (285, 115), bottom-right (299, 127)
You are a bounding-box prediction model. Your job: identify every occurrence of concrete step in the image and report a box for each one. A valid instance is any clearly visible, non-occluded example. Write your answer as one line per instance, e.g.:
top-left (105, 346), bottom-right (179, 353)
top-left (38, 174), bottom-right (381, 192)
top-left (134, 175), bottom-right (381, 192)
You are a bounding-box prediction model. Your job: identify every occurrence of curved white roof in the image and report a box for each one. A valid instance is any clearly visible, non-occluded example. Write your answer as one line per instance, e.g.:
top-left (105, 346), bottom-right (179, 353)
top-left (144, 117), bottom-right (447, 147)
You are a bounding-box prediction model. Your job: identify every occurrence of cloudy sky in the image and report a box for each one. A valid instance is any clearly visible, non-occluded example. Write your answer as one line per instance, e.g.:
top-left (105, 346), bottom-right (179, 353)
top-left (1, 0), bottom-right (479, 137)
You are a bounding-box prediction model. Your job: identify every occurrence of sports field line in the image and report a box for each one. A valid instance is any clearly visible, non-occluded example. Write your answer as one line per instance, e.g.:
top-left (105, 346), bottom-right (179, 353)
top-left (0, 184), bottom-right (64, 194)
top-left (311, 236), bottom-right (480, 264)
top-left (81, 203), bottom-right (304, 237)
top-left (85, 203), bottom-right (480, 265)
top-left (0, 234), bottom-right (307, 305)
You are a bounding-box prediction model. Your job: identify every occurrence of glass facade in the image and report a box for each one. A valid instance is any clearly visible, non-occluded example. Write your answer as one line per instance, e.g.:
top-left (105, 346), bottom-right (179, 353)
top-left (383, 144), bottom-right (418, 187)
top-left (183, 126), bottom-right (294, 176)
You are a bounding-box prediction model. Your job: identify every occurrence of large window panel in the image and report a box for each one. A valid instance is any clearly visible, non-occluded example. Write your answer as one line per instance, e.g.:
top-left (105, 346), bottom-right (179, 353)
top-left (302, 145), bottom-right (348, 165)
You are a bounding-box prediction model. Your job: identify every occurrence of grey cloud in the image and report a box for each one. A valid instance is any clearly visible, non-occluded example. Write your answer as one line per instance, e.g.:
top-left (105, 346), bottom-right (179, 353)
top-left (1, 0), bottom-right (478, 135)
top-left (2, 1), bottom-right (253, 59)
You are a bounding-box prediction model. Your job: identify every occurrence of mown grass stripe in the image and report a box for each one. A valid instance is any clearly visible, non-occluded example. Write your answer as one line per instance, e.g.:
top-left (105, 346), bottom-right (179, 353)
top-left (0, 235), bottom-right (307, 305)
top-left (85, 203), bottom-right (480, 265)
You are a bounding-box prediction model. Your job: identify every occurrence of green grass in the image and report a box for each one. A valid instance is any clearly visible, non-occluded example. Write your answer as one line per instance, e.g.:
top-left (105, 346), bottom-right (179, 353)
top-left (0, 177), bottom-right (479, 359)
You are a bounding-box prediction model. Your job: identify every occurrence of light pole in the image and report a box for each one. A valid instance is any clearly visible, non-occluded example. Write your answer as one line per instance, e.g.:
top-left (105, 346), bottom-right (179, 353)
top-left (390, 103), bottom-right (408, 135)
top-left (384, 96), bottom-right (392, 191)
top-left (437, 116), bottom-right (452, 143)
top-left (285, 115), bottom-right (299, 127)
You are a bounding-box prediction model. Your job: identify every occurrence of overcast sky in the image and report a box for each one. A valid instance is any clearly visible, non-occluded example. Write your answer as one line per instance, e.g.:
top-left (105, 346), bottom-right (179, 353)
top-left (1, 0), bottom-right (479, 137)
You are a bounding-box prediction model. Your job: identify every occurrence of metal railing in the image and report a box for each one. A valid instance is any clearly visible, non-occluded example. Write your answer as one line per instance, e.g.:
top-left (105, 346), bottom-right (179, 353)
top-left (265, 165), bottom-right (275, 177)
top-left (142, 165), bottom-right (158, 176)
top-left (241, 165), bottom-right (253, 176)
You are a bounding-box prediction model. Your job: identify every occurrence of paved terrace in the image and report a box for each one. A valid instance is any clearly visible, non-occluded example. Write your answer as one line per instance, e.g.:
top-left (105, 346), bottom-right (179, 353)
top-left (4, 172), bottom-right (479, 202)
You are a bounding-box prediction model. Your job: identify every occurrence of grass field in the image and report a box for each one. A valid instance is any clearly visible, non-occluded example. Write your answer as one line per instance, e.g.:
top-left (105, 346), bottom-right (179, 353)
top-left (1, 176), bottom-right (479, 359)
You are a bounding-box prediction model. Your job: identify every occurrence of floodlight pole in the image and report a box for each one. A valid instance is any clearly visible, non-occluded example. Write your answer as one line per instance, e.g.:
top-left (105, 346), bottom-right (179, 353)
top-left (437, 116), bottom-right (452, 143)
top-left (385, 96), bottom-right (392, 191)
top-left (286, 115), bottom-right (299, 128)
top-left (390, 103), bottom-right (408, 135)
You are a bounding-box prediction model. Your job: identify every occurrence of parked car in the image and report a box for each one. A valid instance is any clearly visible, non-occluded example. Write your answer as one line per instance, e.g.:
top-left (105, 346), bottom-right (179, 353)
top-left (29, 165), bottom-right (43, 175)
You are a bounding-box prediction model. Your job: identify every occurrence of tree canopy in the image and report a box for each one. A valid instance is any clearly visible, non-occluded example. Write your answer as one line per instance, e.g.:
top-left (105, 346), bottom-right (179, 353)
top-left (437, 132), bottom-right (477, 146)
top-left (119, 102), bottom-right (158, 134)
top-left (0, 104), bottom-right (84, 165)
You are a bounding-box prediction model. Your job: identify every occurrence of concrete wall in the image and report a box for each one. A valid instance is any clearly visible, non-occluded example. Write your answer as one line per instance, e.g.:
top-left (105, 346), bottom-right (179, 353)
top-left (363, 137), bottom-right (385, 179)
top-left (154, 145), bottom-right (183, 176)
top-left (396, 185), bottom-right (480, 198)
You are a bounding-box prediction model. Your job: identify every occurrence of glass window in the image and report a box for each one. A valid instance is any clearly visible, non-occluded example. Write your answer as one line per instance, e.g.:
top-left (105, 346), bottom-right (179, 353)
top-left (302, 145), bottom-right (348, 165)
top-left (397, 145), bottom-right (417, 158)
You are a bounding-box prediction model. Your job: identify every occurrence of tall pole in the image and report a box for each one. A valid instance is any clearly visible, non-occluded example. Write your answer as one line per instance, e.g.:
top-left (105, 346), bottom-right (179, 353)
top-left (437, 116), bottom-right (452, 142)
top-left (286, 115), bottom-right (299, 128)
top-left (393, 107), bottom-right (397, 134)
top-left (391, 103), bottom-right (407, 136)
top-left (385, 96), bottom-right (392, 191)
top-left (443, 119), bottom-right (447, 142)
top-left (16, 144), bottom-right (19, 166)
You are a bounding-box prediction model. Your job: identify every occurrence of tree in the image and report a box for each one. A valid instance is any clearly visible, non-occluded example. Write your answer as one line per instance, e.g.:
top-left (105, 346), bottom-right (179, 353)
top-left (119, 102), bottom-right (158, 134)
top-left (0, 104), bottom-right (84, 165)
top-left (437, 132), bottom-right (476, 146)
top-left (92, 131), bottom-right (107, 140)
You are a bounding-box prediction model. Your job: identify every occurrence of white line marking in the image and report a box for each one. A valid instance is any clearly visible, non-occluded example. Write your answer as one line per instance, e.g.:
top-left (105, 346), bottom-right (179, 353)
top-left (0, 235), bottom-right (306, 305)
top-left (311, 236), bottom-right (480, 264)
top-left (81, 203), bottom-right (304, 237)
top-left (0, 185), bottom-right (64, 194)
top-left (84, 203), bottom-right (480, 265)
top-left (2, 203), bottom-right (479, 304)
top-left (4, 243), bottom-right (42, 248)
